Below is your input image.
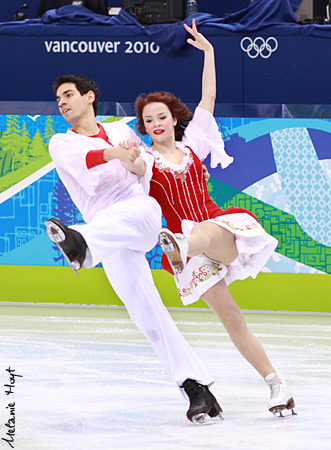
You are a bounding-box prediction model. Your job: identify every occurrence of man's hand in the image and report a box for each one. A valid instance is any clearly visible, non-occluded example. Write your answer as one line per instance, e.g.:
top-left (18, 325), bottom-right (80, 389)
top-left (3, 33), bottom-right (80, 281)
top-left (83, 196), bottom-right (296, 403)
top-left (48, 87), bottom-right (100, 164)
top-left (104, 144), bottom-right (140, 163)
top-left (118, 145), bottom-right (141, 164)
top-left (119, 139), bottom-right (138, 149)
top-left (202, 164), bottom-right (211, 182)
top-left (103, 144), bottom-right (145, 176)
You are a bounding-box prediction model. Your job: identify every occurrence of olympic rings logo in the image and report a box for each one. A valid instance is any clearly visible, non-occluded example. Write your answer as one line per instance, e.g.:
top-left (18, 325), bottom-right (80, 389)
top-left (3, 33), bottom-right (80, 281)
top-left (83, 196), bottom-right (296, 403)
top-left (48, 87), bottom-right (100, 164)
top-left (240, 37), bottom-right (278, 59)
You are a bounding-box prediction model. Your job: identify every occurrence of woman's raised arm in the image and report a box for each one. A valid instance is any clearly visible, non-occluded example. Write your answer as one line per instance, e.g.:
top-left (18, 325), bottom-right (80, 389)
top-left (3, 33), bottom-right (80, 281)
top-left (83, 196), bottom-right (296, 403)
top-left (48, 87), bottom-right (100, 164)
top-left (184, 19), bottom-right (216, 114)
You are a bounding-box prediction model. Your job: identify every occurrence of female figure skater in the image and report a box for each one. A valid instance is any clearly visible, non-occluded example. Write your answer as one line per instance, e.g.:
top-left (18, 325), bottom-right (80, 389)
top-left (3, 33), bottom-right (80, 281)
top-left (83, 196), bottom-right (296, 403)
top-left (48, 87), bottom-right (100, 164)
top-left (129, 20), bottom-right (296, 418)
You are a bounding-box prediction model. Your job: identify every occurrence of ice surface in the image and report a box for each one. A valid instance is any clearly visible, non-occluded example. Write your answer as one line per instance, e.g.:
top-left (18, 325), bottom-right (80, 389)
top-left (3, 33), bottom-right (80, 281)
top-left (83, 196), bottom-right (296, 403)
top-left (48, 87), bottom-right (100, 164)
top-left (1, 304), bottom-right (331, 450)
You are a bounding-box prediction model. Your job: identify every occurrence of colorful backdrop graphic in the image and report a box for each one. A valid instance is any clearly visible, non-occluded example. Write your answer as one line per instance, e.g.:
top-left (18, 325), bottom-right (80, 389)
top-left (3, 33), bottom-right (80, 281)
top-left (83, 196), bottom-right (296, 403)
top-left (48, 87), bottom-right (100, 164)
top-left (0, 114), bottom-right (330, 277)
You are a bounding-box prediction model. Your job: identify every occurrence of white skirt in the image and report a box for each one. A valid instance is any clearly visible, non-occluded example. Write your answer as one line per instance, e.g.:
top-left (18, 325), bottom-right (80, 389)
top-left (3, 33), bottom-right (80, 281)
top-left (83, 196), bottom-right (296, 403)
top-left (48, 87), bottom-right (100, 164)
top-left (174, 213), bottom-right (278, 306)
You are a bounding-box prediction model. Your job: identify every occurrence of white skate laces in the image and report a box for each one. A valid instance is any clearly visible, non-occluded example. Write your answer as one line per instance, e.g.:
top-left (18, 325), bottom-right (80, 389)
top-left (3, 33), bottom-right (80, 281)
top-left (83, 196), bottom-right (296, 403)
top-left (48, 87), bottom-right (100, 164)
top-left (264, 372), bottom-right (297, 418)
top-left (158, 229), bottom-right (189, 279)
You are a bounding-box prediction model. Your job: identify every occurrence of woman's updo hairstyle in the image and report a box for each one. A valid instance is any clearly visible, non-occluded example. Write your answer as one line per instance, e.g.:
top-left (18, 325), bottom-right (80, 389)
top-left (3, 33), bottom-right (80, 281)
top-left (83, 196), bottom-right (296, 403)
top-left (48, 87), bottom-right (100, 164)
top-left (134, 91), bottom-right (193, 141)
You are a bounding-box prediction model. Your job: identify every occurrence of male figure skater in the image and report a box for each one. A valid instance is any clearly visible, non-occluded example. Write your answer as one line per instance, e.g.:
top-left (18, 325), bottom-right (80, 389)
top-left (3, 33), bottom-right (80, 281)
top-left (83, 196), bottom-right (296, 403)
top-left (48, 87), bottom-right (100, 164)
top-left (45, 75), bottom-right (222, 424)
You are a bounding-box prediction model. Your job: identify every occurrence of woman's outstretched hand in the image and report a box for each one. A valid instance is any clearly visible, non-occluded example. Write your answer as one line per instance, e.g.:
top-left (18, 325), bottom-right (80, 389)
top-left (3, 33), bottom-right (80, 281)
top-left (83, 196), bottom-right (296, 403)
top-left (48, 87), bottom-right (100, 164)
top-left (184, 19), bottom-right (213, 52)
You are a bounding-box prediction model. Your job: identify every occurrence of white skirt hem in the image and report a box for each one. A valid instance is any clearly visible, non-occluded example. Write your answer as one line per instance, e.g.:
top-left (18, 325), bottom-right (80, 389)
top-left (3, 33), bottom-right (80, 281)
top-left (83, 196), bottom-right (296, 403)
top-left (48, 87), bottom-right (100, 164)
top-left (175, 213), bottom-right (278, 306)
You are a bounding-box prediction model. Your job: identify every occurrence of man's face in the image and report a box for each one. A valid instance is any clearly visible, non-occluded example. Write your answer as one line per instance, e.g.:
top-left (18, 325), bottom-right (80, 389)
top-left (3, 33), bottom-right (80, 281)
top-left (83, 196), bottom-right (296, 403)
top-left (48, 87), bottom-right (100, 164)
top-left (56, 82), bottom-right (93, 124)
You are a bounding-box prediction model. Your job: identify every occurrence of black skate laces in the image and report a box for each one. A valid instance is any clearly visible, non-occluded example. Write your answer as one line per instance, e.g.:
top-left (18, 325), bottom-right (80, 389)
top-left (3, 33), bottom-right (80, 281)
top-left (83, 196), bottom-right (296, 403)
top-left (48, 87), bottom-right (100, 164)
top-left (182, 379), bottom-right (205, 400)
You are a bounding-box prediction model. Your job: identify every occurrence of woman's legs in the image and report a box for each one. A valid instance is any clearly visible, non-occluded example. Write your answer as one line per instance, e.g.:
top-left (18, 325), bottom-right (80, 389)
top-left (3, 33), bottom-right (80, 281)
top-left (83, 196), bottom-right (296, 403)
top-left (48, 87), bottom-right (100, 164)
top-left (187, 223), bottom-right (238, 265)
top-left (202, 279), bottom-right (275, 378)
top-left (158, 228), bottom-right (295, 413)
top-left (203, 281), bottom-right (296, 414)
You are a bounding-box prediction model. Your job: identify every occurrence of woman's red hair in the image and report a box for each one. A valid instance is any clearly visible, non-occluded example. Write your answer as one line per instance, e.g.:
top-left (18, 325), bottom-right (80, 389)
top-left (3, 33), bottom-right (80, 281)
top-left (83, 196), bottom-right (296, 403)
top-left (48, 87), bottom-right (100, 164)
top-left (134, 91), bottom-right (193, 141)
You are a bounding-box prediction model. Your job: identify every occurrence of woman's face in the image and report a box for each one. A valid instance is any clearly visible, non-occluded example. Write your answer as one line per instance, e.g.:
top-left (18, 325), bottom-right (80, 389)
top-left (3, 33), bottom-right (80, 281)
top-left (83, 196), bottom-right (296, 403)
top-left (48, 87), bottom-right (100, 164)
top-left (142, 102), bottom-right (177, 144)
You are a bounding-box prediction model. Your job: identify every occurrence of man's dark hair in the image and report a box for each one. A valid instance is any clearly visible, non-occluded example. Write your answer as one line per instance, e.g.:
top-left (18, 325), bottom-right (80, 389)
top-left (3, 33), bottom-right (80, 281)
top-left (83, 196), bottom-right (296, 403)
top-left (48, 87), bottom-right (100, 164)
top-left (53, 75), bottom-right (100, 116)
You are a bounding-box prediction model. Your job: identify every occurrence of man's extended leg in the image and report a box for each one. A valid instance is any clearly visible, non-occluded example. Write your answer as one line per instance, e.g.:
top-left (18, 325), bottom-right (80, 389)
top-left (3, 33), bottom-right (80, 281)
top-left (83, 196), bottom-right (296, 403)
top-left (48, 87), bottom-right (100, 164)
top-left (71, 196), bottom-right (163, 268)
top-left (46, 196), bottom-right (161, 272)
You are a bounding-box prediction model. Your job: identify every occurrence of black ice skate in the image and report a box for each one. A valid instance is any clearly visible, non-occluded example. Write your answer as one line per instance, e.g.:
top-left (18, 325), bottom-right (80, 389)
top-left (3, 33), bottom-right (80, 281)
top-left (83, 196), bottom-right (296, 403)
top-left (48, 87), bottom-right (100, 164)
top-left (181, 379), bottom-right (224, 425)
top-left (45, 218), bottom-right (87, 275)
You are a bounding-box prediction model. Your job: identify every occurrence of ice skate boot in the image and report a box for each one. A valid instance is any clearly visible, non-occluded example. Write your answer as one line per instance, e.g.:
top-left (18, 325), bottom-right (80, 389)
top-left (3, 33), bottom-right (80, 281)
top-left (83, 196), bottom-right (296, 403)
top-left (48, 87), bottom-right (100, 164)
top-left (181, 379), bottom-right (224, 425)
top-left (45, 218), bottom-right (87, 275)
top-left (158, 229), bottom-right (188, 279)
top-left (265, 372), bottom-right (297, 418)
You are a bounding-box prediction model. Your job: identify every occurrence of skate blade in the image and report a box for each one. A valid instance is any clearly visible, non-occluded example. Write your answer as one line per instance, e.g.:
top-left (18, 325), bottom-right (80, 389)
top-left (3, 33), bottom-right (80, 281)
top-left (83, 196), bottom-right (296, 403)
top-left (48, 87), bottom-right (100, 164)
top-left (270, 397), bottom-right (297, 418)
top-left (45, 220), bottom-right (66, 244)
top-left (272, 409), bottom-right (297, 418)
top-left (192, 412), bottom-right (224, 426)
top-left (45, 221), bottom-right (79, 276)
top-left (271, 407), bottom-right (297, 419)
top-left (158, 233), bottom-right (184, 274)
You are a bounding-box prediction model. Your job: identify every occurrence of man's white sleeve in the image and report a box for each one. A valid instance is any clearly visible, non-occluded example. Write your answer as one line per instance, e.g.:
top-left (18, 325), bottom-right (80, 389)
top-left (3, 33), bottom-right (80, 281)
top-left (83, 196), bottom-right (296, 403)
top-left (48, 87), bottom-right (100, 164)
top-left (49, 133), bottom-right (100, 196)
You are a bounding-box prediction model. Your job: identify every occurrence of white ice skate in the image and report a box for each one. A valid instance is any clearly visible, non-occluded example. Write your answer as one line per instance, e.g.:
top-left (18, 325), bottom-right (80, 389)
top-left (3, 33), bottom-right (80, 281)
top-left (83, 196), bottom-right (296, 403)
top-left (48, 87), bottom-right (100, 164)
top-left (158, 229), bottom-right (189, 279)
top-left (265, 372), bottom-right (297, 418)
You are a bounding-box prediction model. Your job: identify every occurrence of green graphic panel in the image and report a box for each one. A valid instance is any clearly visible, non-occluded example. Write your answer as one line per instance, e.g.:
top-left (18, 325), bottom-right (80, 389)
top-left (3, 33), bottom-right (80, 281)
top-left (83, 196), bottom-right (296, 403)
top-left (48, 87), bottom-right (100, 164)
top-left (0, 115), bottom-right (54, 193)
top-left (0, 265), bottom-right (329, 313)
top-left (209, 178), bottom-right (331, 274)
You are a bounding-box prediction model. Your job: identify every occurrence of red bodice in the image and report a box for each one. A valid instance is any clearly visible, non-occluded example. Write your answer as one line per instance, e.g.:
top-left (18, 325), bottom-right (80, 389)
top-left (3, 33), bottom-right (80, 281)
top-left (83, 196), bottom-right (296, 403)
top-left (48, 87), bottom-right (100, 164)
top-left (149, 148), bottom-right (256, 233)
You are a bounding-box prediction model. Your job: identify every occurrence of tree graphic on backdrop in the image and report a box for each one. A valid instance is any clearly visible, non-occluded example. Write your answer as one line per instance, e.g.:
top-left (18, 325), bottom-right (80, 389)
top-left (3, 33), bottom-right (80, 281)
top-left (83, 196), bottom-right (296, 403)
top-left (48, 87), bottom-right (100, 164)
top-left (0, 115), bottom-right (21, 176)
top-left (51, 178), bottom-right (83, 264)
top-left (29, 129), bottom-right (47, 158)
top-left (13, 122), bottom-right (33, 170)
top-left (44, 116), bottom-right (55, 148)
top-left (0, 115), bottom-right (47, 177)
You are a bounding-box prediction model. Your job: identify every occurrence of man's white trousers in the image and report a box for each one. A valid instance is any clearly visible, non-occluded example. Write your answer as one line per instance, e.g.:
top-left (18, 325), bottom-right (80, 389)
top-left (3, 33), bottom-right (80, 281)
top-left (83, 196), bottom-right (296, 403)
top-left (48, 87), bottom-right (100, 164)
top-left (71, 195), bottom-right (214, 389)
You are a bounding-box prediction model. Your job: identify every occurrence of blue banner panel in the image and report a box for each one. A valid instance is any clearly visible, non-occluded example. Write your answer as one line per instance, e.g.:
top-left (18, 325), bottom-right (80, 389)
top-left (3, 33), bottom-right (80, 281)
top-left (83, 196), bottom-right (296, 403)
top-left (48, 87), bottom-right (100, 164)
top-left (0, 34), bottom-right (243, 104)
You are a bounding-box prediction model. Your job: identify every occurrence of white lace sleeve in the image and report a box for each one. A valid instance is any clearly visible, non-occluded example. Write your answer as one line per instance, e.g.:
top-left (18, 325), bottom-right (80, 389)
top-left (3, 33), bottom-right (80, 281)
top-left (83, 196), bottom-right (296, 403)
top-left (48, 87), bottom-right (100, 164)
top-left (182, 107), bottom-right (233, 169)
